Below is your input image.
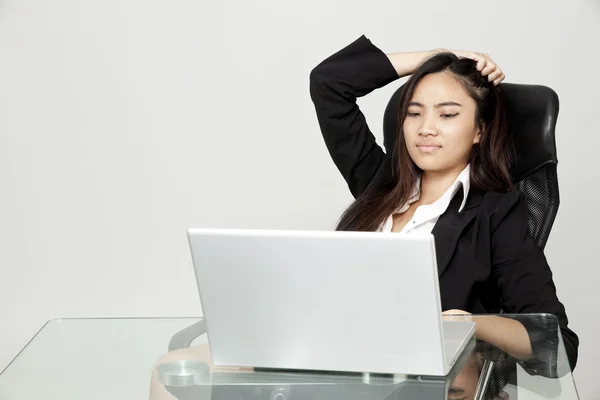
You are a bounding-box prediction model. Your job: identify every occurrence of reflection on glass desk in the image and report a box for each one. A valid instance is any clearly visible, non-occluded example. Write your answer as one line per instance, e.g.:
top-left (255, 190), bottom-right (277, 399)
top-left (0, 315), bottom-right (579, 399)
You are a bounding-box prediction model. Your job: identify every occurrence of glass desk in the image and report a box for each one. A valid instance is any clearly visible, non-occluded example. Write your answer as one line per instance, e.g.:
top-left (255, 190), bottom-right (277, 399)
top-left (0, 315), bottom-right (579, 399)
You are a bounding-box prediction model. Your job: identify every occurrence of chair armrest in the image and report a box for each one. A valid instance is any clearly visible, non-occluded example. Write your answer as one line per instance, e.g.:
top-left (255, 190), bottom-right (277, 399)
top-left (168, 320), bottom-right (207, 352)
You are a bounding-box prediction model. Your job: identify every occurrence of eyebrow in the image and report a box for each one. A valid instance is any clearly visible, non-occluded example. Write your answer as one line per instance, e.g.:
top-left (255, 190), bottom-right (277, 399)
top-left (408, 101), bottom-right (462, 108)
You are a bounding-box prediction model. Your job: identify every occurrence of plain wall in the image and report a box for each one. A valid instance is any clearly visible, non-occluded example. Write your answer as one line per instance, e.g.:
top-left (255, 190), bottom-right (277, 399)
top-left (1, 0), bottom-right (599, 398)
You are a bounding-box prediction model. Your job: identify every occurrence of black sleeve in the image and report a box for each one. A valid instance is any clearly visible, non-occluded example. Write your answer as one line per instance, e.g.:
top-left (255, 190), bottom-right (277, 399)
top-left (490, 191), bottom-right (579, 374)
top-left (309, 35), bottom-right (399, 198)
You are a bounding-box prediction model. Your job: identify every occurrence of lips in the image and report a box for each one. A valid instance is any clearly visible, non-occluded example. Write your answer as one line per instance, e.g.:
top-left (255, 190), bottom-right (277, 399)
top-left (416, 143), bottom-right (441, 153)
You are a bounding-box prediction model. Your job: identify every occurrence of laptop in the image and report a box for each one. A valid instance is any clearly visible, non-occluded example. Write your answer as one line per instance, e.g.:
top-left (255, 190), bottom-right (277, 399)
top-left (187, 228), bottom-right (475, 376)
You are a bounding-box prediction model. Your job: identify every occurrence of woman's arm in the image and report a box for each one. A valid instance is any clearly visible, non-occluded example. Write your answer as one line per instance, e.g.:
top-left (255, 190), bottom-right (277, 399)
top-left (309, 35), bottom-right (429, 197)
top-left (473, 316), bottom-right (533, 359)
top-left (444, 192), bottom-right (578, 376)
top-left (443, 311), bottom-right (534, 360)
top-left (309, 36), bottom-right (506, 198)
top-left (490, 191), bottom-right (579, 373)
top-left (385, 51), bottom-right (438, 78)
top-left (387, 49), bottom-right (506, 84)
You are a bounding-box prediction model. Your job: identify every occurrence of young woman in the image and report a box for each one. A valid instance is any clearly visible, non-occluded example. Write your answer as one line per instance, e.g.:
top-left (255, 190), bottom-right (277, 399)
top-left (309, 35), bottom-right (578, 371)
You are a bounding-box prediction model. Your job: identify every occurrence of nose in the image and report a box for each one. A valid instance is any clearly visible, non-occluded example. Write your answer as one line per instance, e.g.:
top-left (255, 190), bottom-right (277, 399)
top-left (417, 115), bottom-right (438, 136)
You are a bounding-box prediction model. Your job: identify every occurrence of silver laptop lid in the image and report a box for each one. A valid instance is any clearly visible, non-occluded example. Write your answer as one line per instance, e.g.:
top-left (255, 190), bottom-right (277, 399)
top-left (188, 229), bottom-right (448, 375)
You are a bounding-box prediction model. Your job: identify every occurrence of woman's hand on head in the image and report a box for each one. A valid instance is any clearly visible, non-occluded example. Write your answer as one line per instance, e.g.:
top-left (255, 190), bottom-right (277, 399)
top-left (434, 49), bottom-right (505, 86)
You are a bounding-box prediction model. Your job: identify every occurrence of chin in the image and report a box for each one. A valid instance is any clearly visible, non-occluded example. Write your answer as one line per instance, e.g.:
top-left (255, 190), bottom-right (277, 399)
top-left (412, 159), bottom-right (445, 172)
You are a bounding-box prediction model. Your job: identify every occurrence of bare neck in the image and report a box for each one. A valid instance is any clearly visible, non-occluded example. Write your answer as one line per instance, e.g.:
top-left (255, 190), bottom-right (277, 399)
top-left (419, 165), bottom-right (466, 205)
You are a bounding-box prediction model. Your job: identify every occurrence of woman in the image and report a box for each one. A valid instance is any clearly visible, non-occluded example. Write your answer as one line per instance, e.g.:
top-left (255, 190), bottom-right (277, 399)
top-left (309, 35), bottom-right (578, 372)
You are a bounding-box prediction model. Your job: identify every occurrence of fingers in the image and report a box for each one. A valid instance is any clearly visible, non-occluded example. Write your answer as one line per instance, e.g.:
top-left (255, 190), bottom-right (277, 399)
top-left (493, 73), bottom-right (505, 86)
top-left (487, 69), bottom-right (503, 83)
top-left (442, 309), bottom-right (472, 323)
top-left (466, 52), bottom-right (505, 86)
top-left (442, 314), bottom-right (472, 322)
top-left (452, 50), bottom-right (506, 86)
top-left (481, 63), bottom-right (497, 78)
top-left (442, 309), bottom-right (471, 315)
top-left (468, 53), bottom-right (487, 72)
top-left (484, 65), bottom-right (505, 86)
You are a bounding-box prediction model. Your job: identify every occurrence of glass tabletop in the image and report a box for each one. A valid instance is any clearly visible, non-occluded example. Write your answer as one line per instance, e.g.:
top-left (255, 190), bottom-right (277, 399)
top-left (0, 315), bottom-right (579, 399)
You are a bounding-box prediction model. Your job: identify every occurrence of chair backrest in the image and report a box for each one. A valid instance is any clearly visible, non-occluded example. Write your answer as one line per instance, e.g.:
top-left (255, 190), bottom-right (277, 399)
top-left (383, 83), bottom-right (560, 250)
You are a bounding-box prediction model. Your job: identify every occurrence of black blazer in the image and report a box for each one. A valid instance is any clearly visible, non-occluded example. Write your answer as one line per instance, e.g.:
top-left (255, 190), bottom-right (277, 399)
top-left (309, 35), bottom-right (578, 371)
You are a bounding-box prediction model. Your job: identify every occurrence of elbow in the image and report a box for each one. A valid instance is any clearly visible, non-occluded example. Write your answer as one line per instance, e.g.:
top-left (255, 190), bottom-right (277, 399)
top-left (526, 331), bottom-right (578, 379)
top-left (308, 65), bottom-right (335, 108)
top-left (309, 65), bottom-right (322, 84)
top-left (309, 65), bottom-right (327, 95)
top-left (563, 333), bottom-right (579, 373)
top-left (309, 58), bottom-right (331, 83)
top-left (309, 59), bottom-right (338, 92)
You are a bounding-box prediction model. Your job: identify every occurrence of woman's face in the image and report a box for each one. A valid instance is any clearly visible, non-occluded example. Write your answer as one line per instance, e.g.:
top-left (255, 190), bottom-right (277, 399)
top-left (402, 72), bottom-right (481, 175)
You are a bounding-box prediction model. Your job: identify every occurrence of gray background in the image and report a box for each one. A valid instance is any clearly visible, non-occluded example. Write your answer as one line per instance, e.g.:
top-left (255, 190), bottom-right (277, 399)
top-left (1, 0), bottom-right (598, 398)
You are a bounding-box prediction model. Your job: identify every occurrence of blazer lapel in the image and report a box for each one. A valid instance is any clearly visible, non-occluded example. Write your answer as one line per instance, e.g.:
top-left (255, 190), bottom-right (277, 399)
top-left (432, 188), bottom-right (482, 277)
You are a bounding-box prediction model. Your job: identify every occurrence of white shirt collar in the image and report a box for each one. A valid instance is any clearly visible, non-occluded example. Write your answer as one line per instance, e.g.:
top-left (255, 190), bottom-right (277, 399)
top-left (400, 164), bottom-right (471, 213)
top-left (454, 164), bottom-right (471, 212)
top-left (381, 164), bottom-right (471, 233)
top-left (379, 165), bottom-right (471, 233)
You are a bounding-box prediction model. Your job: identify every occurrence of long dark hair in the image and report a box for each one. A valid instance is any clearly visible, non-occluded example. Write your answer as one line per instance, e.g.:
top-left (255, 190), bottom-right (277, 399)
top-left (336, 53), bottom-right (515, 231)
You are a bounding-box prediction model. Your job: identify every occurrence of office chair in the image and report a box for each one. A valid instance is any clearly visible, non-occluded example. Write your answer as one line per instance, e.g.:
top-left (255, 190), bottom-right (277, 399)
top-left (165, 83), bottom-right (563, 399)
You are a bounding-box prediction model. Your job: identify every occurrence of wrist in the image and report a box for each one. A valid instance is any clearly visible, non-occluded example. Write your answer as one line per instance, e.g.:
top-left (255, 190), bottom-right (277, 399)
top-left (470, 315), bottom-right (486, 339)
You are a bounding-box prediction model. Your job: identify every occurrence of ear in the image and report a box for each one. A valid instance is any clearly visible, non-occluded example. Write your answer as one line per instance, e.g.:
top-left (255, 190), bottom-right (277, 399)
top-left (473, 121), bottom-right (484, 144)
top-left (473, 130), bottom-right (481, 144)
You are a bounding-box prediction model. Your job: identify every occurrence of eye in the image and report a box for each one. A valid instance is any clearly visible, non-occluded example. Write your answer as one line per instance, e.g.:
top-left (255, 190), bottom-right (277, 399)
top-left (441, 113), bottom-right (459, 119)
top-left (407, 112), bottom-right (421, 117)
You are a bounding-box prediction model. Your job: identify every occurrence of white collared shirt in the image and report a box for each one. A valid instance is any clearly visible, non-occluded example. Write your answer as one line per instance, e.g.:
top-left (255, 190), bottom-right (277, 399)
top-left (380, 164), bottom-right (471, 233)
